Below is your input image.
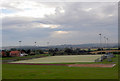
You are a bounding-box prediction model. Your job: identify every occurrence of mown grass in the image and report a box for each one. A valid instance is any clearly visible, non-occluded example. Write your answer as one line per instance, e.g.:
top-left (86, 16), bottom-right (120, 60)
top-left (2, 54), bottom-right (49, 60)
top-left (2, 63), bottom-right (118, 79)
top-left (2, 55), bottom-right (118, 79)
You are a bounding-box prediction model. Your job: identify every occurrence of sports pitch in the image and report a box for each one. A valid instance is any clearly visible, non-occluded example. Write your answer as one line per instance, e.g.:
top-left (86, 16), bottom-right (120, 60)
top-left (3, 55), bottom-right (118, 79)
top-left (11, 55), bottom-right (102, 63)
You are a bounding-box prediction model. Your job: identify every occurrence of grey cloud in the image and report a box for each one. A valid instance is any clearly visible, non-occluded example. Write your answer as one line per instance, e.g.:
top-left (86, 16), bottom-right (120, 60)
top-left (42, 2), bottom-right (117, 31)
top-left (2, 2), bottom-right (118, 46)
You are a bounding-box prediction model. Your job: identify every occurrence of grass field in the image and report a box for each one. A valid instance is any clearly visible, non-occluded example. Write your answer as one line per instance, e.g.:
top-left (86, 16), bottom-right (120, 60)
top-left (2, 63), bottom-right (118, 79)
top-left (2, 55), bottom-right (118, 79)
top-left (10, 55), bottom-right (101, 63)
top-left (2, 54), bottom-right (49, 60)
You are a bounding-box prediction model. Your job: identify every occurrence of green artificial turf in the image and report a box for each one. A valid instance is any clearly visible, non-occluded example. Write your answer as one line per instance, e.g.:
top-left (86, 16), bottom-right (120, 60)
top-left (2, 55), bottom-right (118, 79)
top-left (10, 55), bottom-right (102, 63)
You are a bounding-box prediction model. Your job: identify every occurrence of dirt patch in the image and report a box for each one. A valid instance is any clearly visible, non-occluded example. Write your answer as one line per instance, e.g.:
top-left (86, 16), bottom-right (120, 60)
top-left (68, 64), bottom-right (116, 67)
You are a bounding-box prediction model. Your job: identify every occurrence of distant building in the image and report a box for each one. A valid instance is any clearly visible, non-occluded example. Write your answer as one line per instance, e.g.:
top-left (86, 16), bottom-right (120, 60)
top-left (10, 51), bottom-right (21, 57)
top-left (44, 52), bottom-right (49, 54)
top-left (10, 51), bottom-right (28, 57)
top-left (90, 50), bottom-right (120, 54)
top-left (30, 52), bottom-right (35, 55)
top-left (1, 51), bottom-right (7, 57)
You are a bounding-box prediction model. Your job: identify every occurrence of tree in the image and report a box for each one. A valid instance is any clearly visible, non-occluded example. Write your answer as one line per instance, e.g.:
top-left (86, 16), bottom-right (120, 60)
top-left (10, 48), bottom-right (17, 51)
top-left (64, 48), bottom-right (73, 55)
top-left (75, 48), bottom-right (81, 54)
top-left (6, 51), bottom-right (10, 57)
top-left (21, 49), bottom-right (26, 53)
top-left (54, 48), bottom-right (59, 52)
top-left (26, 49), bottom-right (31, 54)
top-left (118, 48), bottom-right (120, 50)
top-left (88, 48), bottom-right (91, 52)
top-left (97, 48), bottom-right (103, 51)
top-left (52, 52), bottom-right (56, 56)
top-left (38, 50), bottom-right (44, 54)
top-left (48, 49), bottom-right (55, 56)
top-left (49, 49), bottom-right (54, 53)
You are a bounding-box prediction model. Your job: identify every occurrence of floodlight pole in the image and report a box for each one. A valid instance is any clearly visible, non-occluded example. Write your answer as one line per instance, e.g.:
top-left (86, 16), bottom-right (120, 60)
top-left (99, 34), bottom-right (102, 55)
top-left (47, 42), bottom-right (50, 55)
top-left (35, 42), bottom-right (36, 46)
top-left (19, 41), bottom-right (22, 50)
top-left (34, 42), bottom-right (37, 54)
top-left (106, 38), bottom-right (108, 49)
top-left (47, 42), bottom-right (50, 50)
top-left (104, 36), bottom-right (106, 49)
top-left (47, 42), bottom-right (49, 46)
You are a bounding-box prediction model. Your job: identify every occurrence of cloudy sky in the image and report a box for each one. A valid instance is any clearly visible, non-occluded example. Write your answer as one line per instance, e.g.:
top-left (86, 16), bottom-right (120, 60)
top-left (1, 0), bottom-right (118, 46)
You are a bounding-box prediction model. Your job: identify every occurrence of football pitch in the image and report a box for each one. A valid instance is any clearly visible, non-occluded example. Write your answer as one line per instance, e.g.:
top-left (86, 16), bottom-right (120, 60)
top-left (10, 55), bottom-right (102, 63)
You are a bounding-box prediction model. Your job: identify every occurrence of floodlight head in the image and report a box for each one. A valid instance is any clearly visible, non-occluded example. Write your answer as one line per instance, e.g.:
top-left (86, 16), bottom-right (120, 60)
top-left (19, 41), bottom-right (21, 42)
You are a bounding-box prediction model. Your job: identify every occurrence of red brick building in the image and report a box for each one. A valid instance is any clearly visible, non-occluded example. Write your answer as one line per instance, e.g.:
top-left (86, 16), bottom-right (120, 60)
top-left (10, 51), bottom-right (21, 57)
top-left (10, 51), bottom-right (28, 57)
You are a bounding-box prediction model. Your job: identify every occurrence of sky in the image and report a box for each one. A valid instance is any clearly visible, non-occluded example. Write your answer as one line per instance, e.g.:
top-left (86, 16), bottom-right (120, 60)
top-left (1, 0), bottom-right (118, 46)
